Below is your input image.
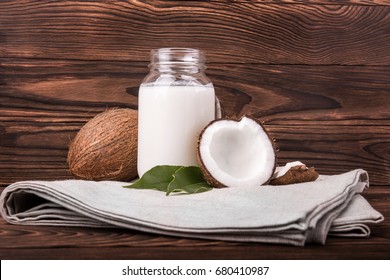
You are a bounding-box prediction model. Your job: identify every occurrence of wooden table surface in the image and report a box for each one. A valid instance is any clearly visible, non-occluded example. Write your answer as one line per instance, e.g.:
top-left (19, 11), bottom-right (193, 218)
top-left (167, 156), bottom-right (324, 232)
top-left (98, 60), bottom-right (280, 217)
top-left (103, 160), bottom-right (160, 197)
top-left (1, 0), bottom-right (390, 260)
top-left (1, 185), bottom-right (389, 260)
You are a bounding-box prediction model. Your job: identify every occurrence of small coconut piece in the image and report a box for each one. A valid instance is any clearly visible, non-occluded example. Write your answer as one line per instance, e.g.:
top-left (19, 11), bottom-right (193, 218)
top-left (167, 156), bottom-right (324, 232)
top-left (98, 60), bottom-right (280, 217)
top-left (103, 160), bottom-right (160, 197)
top-left (197, 115), bottom-right (277, 188)
top-left (270, 162), bottom-right (319, 185)
top-left (68, 108), bottom-right (138, 181)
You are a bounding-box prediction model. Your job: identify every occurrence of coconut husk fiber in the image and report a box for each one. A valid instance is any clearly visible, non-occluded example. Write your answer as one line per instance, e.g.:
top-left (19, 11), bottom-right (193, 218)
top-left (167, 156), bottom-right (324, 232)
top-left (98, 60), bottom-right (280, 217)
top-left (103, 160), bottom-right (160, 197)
top-left (68, 108), bottom-right (138, 181)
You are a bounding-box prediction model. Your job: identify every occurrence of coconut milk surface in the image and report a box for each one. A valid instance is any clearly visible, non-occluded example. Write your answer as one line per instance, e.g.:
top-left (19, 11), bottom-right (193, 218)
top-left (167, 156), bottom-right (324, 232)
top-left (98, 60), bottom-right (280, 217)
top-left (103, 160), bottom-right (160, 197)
top-left (137, 85), bottom-right (215, 177)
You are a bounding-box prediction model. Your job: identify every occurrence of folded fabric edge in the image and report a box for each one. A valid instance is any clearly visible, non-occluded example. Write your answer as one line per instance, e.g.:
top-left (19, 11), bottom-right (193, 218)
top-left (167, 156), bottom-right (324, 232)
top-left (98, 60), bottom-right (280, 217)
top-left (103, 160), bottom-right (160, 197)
top-left (0, 187), bottom-right (306, 246)
top-left (304, 170), bottom-right (370, 245)
top-left (0, 169), bottom-right (382, 247)
top-left (0, 182), bottom-right (309, 246)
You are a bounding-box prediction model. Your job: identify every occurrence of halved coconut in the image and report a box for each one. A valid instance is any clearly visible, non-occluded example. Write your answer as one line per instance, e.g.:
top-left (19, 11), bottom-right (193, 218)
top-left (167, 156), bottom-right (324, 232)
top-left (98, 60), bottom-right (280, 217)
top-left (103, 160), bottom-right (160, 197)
top-left (197, 116), bottom-right (277, 188)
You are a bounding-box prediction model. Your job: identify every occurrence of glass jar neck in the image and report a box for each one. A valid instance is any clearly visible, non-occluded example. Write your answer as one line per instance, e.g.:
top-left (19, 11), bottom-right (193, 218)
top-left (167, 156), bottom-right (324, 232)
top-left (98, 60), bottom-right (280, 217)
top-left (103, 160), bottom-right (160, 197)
top-left (149, 48), bottom-right (206, 73)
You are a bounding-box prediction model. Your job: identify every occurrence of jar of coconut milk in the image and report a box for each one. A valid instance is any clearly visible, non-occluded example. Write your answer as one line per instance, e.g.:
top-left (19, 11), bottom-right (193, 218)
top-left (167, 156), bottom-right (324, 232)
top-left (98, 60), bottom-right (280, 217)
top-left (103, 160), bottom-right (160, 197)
top-left (137, 48), bottom-right (215, 177)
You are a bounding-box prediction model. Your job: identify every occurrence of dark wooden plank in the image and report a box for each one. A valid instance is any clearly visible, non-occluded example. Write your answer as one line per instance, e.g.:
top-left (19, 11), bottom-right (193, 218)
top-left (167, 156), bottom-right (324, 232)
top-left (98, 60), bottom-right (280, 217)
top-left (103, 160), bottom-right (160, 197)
top-left (2, 59), bottom-right (389, 121)
top-left (0, 186), bottom-right (388, 259)
top-left (1, 242), bottom-right (390, 260)
top-left (209, 64), bottom-right (390, 121)
top-left (208, 1), bottom-right (390, 5)
top-left (0, 59), bottom-right (140, 184)
top-left (1, 1), bottom-right (389, 65)
top-left (1, 59), bottom-right (389, 185)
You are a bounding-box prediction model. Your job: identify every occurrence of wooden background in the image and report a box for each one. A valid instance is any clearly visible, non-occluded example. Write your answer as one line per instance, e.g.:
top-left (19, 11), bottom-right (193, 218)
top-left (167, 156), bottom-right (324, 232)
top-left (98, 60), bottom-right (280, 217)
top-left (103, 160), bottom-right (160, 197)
top-left (1, 0), bottom-right (389, 186)
top-left (0, 0), bottom-right (390, 259)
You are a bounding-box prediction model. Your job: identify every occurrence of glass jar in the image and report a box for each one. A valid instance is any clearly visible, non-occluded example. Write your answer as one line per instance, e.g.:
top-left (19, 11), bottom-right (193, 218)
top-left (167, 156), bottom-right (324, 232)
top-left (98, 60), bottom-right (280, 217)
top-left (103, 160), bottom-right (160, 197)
top-left (137, 48), bottom-right (216, 177)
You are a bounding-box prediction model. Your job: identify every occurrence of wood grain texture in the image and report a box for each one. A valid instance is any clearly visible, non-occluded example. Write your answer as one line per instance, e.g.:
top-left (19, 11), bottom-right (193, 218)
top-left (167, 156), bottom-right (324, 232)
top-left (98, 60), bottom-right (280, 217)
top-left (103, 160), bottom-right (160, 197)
top-left (0, 0), bottom-right (389, 260)
top-left (1, 1), bottom-right (390, 65)
top-left (0, 186), bottom-right (389, 259)
top-left (1, 59), bottom-right (389, 185)
top-left (208, 1), bottom-right (390, 4)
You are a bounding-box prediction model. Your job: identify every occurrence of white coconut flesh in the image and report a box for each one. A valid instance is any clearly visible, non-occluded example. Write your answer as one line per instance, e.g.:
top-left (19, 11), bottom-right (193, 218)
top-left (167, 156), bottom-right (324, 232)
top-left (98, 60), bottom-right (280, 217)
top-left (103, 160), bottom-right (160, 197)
top-left (199, 116), bottom-right (276, 188)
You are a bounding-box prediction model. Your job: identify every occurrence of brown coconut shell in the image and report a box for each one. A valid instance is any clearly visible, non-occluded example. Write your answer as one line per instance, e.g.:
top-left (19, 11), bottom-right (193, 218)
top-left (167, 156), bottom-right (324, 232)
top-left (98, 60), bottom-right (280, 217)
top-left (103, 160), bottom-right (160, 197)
top-left (270, 165), bottom-right (319, 185)
top-left (197, 115), bottom-right (277, 188)
top-left (68, 108), bottom-right (138, 181)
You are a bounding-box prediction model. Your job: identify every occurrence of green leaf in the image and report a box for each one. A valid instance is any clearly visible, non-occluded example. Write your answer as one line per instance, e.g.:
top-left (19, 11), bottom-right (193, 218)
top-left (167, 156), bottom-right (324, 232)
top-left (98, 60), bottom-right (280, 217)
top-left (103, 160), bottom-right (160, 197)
top-left (123, 165), bottom-right (213, 196)
top-left (166, 166), bottom-right (213, 196)
top-left (123, 165), bottom-right (181, 192)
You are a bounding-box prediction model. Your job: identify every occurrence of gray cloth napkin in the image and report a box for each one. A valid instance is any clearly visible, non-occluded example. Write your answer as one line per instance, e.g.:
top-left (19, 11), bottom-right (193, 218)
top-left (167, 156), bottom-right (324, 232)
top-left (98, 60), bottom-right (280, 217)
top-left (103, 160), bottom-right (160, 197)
top-left (0, 169), bottom-right (383, 246)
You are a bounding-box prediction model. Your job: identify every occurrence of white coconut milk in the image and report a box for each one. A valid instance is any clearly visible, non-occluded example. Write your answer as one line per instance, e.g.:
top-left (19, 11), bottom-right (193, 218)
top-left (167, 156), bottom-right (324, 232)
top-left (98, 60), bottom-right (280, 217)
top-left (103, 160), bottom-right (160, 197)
top-left (137, 85), bottom-right (215, 177)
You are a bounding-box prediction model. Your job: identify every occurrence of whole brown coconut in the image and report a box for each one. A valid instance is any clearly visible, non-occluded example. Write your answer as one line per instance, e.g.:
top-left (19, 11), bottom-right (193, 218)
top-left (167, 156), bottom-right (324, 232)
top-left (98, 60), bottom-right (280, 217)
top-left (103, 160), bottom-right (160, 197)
top-left (68, 108), bottom-right (138, 181)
